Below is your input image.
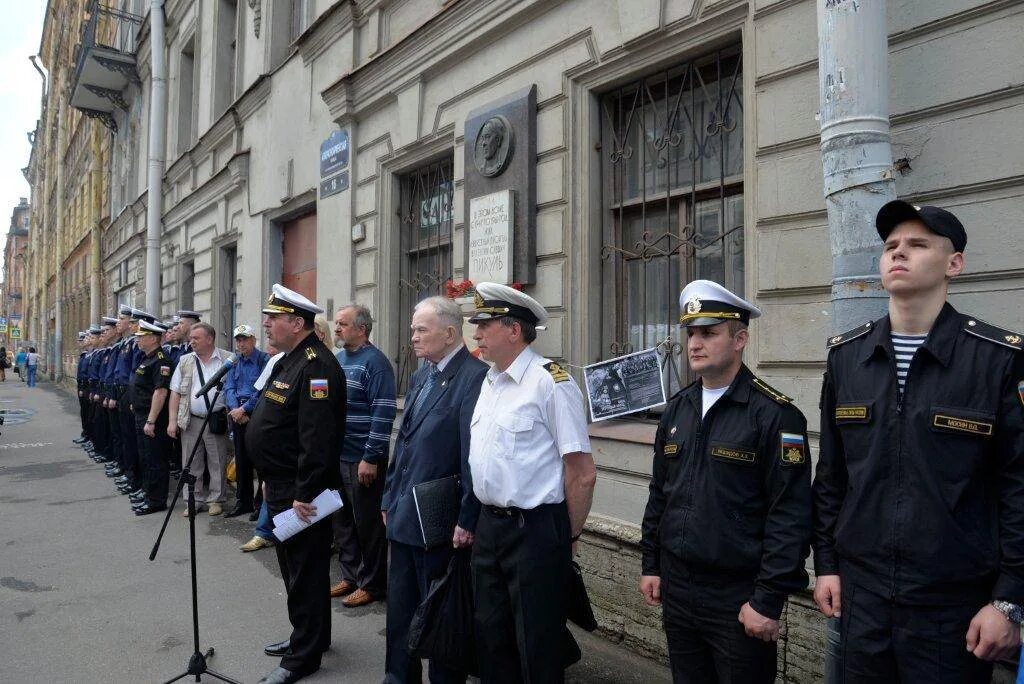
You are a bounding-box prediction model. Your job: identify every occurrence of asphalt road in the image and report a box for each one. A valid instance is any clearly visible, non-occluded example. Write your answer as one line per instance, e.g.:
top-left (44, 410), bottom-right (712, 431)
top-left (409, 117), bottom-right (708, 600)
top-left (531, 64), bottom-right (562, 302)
top-left (0, 378), bottom-right (670, 683)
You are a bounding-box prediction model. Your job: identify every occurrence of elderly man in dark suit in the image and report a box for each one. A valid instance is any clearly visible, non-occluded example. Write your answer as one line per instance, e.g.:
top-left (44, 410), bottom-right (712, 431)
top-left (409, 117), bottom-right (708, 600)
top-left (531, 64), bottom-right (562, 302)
top-left (382, 296), bottom-right (488, 683)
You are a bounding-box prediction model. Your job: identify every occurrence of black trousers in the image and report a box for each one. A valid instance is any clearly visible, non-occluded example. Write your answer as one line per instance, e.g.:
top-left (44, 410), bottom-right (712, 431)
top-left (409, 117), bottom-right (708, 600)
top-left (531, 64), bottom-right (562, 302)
top-left (839, 578), bottom-right (992, 683)
top-left (472, 502), bottom-right (571, 684)
top-left (91, 400), bottom-right (109, 455)
top-left (231, 422), bottom-right (254, 509)
top-left (78, 392), bottom-right (89, 437)
top-left (119, 395), bottom-right (140, 488)
top-left (335, 460), bottom-right (388, 595)
top-left (385, 540), bottom-right (466, 684)
top-left (107, 406), bottom-right (122, 468)
top-left (267, 480), bottom-right (331, 676)
top-left (660, 552), bottom-right (776, 684)
top-left (135, 414), bottom-right (169, 508)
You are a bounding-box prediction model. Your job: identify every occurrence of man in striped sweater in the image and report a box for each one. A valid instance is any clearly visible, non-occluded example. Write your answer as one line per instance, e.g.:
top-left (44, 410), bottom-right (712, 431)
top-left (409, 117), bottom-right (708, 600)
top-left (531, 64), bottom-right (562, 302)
top-left (330, 303), bottom-right (397, 607)
top-left (813, 201), bottom-right (1024, 681)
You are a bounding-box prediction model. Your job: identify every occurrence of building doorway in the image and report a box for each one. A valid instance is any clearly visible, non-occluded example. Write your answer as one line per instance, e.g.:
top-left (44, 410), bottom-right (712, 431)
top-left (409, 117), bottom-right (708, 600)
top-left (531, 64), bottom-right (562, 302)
top-left (281, 212), bottom-right (317, 301)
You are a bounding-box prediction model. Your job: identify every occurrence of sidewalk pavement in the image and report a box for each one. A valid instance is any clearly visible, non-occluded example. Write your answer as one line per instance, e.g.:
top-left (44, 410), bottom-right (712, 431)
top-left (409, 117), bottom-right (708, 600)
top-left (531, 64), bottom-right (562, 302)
top-left (0, 378), bottom-right (670, 683)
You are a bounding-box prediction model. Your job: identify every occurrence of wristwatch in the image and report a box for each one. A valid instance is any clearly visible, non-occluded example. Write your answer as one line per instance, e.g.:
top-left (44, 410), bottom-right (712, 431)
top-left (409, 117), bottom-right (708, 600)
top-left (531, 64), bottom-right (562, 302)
top-left (992, 600), bottom-right (1024, 623)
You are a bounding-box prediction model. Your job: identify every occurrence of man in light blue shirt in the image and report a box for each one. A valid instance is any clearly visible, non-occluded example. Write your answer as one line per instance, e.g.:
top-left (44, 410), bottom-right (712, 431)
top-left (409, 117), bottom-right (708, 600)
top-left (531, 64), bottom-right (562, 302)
top-left (223, 324), bottom-right (270, 517)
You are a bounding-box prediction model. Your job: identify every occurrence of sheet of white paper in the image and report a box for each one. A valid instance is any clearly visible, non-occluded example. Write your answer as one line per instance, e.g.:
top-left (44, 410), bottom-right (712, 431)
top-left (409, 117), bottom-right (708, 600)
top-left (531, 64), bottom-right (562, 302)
top-left (271, 489), bottom-right (344, 542)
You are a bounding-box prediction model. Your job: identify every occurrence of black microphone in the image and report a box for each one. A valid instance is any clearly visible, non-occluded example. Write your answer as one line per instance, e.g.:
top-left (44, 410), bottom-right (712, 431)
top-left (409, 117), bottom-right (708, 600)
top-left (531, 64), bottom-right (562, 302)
top-left (194, 354), bottom-right (238, 398)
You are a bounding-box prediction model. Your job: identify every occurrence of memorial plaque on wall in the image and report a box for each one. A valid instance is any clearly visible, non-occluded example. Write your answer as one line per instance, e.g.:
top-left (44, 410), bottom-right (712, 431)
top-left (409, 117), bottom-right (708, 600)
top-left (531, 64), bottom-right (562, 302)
top-left (464, 85), bottom-right (536, 284)
top-left (468, 189), bottom-right (515, 284)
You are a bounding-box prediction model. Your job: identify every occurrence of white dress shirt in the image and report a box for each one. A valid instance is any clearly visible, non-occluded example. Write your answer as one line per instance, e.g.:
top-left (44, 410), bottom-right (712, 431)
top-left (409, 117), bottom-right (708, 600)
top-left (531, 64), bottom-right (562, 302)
top-left (254, 352), bottom-right (284, 392)
top-left (469, 346), bottom-right (591, 508)
top-left (170, 349), bottom-right (228, 416)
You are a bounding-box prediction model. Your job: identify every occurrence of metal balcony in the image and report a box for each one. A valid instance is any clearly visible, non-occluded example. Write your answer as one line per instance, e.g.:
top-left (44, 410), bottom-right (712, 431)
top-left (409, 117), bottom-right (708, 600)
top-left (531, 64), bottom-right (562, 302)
top-left (70, 0), bottom-right (144, 133)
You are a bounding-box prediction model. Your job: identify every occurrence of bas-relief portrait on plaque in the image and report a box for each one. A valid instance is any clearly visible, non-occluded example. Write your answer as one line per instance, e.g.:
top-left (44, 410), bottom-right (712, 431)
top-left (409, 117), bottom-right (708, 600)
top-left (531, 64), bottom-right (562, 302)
top-left (473, 115), bottom-right (514, 178)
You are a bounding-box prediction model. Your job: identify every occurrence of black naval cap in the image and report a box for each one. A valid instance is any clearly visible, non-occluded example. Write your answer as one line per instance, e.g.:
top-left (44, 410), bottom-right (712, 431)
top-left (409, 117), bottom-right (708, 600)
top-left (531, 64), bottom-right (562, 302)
top-left (875, 200), bottom-right (966, 253)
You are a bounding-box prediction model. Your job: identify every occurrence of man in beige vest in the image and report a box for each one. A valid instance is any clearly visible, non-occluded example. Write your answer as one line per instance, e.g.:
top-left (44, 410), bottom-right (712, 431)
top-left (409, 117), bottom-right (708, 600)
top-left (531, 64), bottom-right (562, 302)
top-left (167, 322), bottom-right (233, 516)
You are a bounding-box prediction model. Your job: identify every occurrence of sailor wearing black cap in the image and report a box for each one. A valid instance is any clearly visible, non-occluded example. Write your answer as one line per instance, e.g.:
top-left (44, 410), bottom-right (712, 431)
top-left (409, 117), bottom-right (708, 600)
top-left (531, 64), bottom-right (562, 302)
top-left (812, 200), bottom-right (1024, 681)
top-left (467, 282), bottom-right (596, 683)
top-left (247, 284), bottom-right (346, 684)
top-left (640, 280), bottom-right (812, 683)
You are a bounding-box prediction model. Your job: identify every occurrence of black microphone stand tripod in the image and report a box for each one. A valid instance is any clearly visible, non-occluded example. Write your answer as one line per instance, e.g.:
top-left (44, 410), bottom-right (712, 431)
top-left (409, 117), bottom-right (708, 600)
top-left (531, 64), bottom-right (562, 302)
top-left (149, 382), bottom-right (241, 684)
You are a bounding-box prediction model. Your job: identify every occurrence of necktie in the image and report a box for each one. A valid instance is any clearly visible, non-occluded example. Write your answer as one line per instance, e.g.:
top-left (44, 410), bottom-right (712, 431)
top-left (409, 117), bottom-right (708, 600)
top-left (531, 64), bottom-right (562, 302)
top-left (409, 365), bottom-right (440, 423)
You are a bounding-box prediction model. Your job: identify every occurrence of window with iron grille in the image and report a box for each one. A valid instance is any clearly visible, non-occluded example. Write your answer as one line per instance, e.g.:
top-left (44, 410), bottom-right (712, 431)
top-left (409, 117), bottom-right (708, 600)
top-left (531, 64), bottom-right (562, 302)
top-left (600, 45), bottom-right (743, 401)
top-left (396, 157), bottom-right (454, 395)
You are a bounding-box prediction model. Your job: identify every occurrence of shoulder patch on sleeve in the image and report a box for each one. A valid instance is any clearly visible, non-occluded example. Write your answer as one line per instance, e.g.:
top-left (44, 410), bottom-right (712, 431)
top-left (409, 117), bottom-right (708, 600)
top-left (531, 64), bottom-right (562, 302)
top-left (962, 316), bottom-right (1024, 351)
top-left (309, 378), bottom-right (329, 399)
top-left (305, 347), bottom-right (318, 361)
top-left (543, 362), bottom-right (570, 383)
top-left (160, 366), bottom-right (171, 376)
top-left (780, 432), bottom-right (807, 465)
top-left (826, 322), bottom-right (873, 350)
top-left (751, 376), bottom-right (792, 404)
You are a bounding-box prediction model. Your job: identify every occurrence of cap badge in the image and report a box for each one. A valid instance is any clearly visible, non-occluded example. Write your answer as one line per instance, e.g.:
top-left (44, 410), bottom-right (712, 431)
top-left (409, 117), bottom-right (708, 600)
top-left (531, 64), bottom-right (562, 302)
top-left (1006, 334), bottom-right (1022, 345)
top-left (829, 335), bottom-right (843, 345)
top-left (685, 297), bottom-right (702, 315)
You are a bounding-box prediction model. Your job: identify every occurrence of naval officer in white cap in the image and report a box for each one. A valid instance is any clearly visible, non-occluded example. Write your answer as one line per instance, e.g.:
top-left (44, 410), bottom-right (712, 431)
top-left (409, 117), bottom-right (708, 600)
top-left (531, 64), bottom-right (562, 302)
top-left (467, 282), bottom-right (597, 683)
top-left (639, 279), bottom-right (812, 683)
top-left (247, 283), bottom-right (347, 684)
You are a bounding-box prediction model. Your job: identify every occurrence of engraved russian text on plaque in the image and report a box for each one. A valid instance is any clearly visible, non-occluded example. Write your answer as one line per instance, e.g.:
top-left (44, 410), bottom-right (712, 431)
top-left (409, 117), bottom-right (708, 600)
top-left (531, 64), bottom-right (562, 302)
top-left (468, 189), bottom-right (515, 285)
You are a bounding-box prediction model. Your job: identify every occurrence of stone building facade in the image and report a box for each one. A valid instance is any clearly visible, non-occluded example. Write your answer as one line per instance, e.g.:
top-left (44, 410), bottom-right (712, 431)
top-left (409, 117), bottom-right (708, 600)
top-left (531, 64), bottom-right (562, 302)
top-left (24, 0), bottom-right (114, 377)
top-left (23, 0), bottom-right (1024, 678)
top-left (0, 199), bottom-right (31, 348)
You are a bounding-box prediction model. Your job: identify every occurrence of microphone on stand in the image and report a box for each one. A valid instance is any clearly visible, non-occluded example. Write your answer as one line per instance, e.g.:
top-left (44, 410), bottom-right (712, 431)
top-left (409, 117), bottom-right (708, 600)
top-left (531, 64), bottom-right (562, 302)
top-left (194, 354), bottom-right (238, 398)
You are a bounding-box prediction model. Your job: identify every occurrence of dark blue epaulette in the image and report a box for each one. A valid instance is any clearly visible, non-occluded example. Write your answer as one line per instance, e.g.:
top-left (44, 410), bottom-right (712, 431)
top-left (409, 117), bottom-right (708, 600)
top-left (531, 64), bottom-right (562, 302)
top-left (825, 322), bottom-right (873, 350)
top-left (963, 316), bottom-right (1024, 351)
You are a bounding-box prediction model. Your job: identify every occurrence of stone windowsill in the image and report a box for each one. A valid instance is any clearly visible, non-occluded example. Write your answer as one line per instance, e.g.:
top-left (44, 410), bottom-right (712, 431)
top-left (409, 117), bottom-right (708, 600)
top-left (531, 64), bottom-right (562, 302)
top-left (588, 419), bottom-right (657, 446)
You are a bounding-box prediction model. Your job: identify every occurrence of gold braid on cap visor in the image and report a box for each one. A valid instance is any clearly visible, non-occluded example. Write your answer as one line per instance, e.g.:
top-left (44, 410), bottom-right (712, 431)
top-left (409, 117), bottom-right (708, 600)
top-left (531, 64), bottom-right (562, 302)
top-left (263, 301), bottom-right (297, 314)
top-left (474, 306), bottom-right (511, 316)
top-left (679, 311), bottom-right (742, 324)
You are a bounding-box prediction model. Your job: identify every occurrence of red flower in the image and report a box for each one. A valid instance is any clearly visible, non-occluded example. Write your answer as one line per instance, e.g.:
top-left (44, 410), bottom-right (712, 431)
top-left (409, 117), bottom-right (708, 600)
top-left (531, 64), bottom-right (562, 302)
top-left (444, 279), bottom-right (475, 299)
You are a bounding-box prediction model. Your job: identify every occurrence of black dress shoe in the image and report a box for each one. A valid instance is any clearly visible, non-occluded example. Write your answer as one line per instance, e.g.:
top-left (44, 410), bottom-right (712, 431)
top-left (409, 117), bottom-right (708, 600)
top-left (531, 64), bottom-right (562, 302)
top-left (264, 639), bottom-right (290, 657)
top-left (224, 505), bottom-right (254, 518)
top-left (134, 503), bottom-right (166, 516)
top-left (257, 666), bottom-right (306, 684)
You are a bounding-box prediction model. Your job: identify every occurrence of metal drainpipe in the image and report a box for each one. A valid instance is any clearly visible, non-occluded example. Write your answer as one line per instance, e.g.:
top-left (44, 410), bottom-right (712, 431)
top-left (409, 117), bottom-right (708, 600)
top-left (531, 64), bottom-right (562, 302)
top-left (54, 99), bottom-right (66, 381)
top-left (818, 0), bottom-right (896, 332)
top-left (145, 0), bottom-right (168, 315)
top-left (817, 1), bottom-right (897, 680)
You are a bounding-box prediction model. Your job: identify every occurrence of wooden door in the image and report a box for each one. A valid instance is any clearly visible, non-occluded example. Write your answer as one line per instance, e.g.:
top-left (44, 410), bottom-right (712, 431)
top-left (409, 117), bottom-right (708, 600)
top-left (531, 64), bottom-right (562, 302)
top-left (281, 212), bottom-right (317, 301)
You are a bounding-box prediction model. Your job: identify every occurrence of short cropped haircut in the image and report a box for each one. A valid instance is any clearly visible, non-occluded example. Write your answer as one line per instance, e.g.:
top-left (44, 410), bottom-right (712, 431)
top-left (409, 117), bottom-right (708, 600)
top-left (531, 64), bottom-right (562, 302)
top-left (191, 322), bottom-right (216, 340)
top-left (342, 304), bottom-right (374, 337)
top-left (414, 296), bottom-right (463, 331)
top-left (498, 316), bottom-right (537, 343)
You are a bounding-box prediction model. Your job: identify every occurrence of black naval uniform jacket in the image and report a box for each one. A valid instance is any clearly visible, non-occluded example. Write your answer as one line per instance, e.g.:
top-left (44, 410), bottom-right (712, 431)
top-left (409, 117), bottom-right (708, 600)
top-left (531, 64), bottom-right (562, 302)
top-left (641, 364), bottom-right (812, 620)
top-left (128, 348), bottom-right (174, 420)
top-left (247, 333), bottom-right (346, 504)
top-left (813, 303), bottom-right (1024, 606)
